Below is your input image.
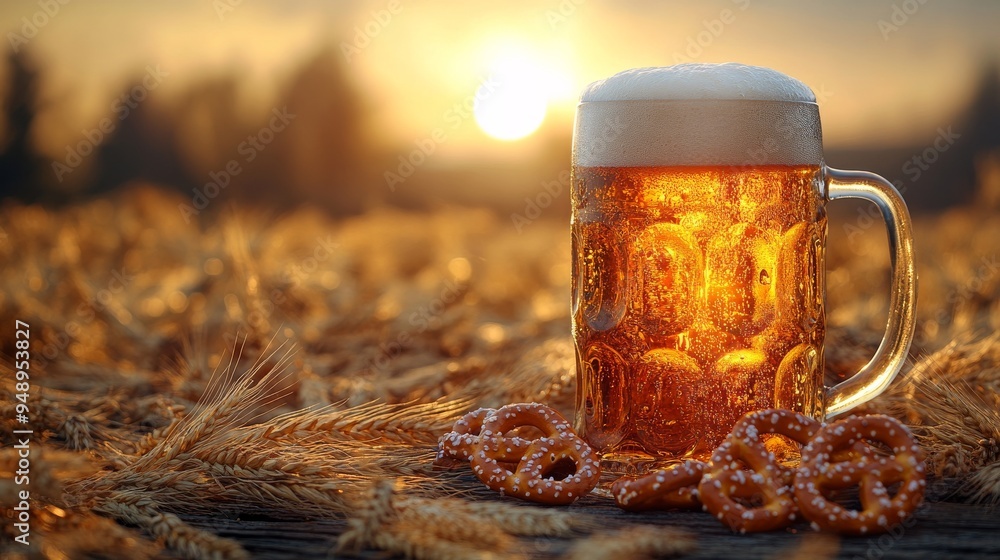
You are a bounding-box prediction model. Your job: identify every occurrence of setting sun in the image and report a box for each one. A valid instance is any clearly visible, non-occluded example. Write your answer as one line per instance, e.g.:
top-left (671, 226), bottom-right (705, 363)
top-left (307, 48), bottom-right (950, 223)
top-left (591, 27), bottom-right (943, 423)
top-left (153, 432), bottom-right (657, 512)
top-left (473, 50), bottom-right (565, 141)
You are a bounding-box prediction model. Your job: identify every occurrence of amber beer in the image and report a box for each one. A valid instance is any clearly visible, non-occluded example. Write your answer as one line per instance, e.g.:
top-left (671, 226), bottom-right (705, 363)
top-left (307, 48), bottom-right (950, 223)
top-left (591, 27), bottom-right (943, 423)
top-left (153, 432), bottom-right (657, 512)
top-left (572, 164), bottom-right (825, 465)
top-left (572, 64), bottom-right (917, 471)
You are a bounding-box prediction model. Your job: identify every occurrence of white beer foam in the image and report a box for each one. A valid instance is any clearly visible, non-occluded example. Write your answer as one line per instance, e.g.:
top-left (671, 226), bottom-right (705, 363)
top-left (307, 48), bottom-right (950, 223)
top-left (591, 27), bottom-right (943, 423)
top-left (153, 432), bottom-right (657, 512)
top-left (581, 64), bottom-right (816, 103)
top-left (574, 64), bottom-right (823, 167)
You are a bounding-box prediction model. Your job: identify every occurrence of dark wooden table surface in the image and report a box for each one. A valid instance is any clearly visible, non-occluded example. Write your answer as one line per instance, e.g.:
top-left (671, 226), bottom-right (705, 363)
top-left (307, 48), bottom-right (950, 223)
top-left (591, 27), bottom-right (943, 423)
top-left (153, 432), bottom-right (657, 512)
top-left (180, 478), bottom-right (1000, 559)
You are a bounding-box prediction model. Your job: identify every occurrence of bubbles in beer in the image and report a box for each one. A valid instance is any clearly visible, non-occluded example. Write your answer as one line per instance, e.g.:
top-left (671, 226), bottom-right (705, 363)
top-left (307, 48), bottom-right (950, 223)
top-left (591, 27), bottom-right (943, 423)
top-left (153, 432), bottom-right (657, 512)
top-left (713, 348), bottom-right (775, 418)
top-left (571, 229), bottom-right (582, 317)
top-left (579, 222), bottom-right (627, 331)
top-left (774, 343), bottom-right (822, 416)
top-left (776, 222), bottom-right (824, 332)
top-left (634, 223), bottom-right (701, 338)
top-left (579, 342), bottom-right (629, 450)
top-left (684, 323), bottom-right (741, 367)
top-left (634, 349), bottom-right (701, 453)
top-left (706, 224), bottom-right (777, 337)
top-left (572, 164), bottom-right (826, 466)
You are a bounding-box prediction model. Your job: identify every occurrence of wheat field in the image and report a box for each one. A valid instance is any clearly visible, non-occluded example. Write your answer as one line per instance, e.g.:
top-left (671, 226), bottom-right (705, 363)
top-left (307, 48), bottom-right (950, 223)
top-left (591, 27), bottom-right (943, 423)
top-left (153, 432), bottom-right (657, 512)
top-left (1, 184), bottom-right (999, 559)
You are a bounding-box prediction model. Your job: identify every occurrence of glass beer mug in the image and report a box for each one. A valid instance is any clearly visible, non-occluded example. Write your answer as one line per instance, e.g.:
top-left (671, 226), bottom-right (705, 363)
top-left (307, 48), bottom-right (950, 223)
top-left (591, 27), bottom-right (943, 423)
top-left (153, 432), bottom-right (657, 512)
top-left (571, 64), bottom-right (916, 471)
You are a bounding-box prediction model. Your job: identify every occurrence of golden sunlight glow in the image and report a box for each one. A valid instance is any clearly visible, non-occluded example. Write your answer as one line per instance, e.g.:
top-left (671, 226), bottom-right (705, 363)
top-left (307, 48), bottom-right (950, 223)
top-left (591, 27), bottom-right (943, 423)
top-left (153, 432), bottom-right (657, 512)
top-left (473, 49), bottom-right (571, 141)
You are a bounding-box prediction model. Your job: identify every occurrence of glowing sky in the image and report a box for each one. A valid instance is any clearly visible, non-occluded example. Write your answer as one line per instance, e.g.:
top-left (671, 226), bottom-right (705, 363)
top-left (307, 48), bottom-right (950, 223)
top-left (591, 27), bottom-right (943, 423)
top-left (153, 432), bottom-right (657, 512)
top-left (2, 0), bottom-right (999, 162)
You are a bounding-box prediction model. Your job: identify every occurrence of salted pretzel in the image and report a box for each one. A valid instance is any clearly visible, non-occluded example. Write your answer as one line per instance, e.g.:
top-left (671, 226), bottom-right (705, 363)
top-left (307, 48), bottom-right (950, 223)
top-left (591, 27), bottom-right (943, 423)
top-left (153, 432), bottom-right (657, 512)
top-left (698, 409), bottom-right (822, 533)
top-left (434, 408), bottom-right (529, 468)
top-left (439, 403), bottom-right (601, 505)
top-left (612, 460), bottom-right (706, 511)
top-left (794, 414), bottom-right (926, 536)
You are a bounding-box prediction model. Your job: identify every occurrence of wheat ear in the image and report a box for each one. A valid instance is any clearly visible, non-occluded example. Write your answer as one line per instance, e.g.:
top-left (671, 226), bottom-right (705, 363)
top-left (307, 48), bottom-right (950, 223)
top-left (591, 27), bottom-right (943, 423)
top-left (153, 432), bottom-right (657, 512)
top-left (98, 497), bottom-right (248, 560)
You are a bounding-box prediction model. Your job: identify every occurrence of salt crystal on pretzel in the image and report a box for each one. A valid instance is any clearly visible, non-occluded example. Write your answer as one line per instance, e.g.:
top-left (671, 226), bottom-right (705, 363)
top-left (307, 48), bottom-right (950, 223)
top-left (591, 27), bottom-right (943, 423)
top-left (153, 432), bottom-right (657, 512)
top-left (793, 414), bottom-right (926, 536)
top-left (438, 403), bottom-right (601, 505)
top-left (698, 409), bottom-right (821, 533)
top-left (612, 460), bottom-right (706, 511)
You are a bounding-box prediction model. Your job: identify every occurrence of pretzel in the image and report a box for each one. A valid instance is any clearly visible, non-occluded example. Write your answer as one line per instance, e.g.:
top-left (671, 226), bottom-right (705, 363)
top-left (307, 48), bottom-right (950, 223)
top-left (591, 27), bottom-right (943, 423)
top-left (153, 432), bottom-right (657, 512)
top-left (440, 403), bottom-right (601, 505)
top-left (794, 414), bottom-right (926, 536)
top-left (434, 408), bottom-right (529, 468)
top-left (612, 460), bottom-right (706, 511)
top-left (698, 409), bottom-right (822, 533)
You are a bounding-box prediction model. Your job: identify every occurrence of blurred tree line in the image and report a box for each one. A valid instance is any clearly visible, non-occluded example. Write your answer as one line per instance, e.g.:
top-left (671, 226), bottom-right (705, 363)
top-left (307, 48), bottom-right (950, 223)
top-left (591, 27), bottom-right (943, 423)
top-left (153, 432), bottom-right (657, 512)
top-left (824, 60), bottom-right (1000, 212)
top-left (0, 46), bottom-right (999, 216)
top-left (0, 46), bottom-right (380, 216)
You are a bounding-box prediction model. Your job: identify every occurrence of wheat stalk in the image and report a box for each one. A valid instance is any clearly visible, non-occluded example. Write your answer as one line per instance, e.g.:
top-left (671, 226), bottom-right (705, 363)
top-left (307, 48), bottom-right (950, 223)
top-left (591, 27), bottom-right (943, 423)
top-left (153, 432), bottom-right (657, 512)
top-left (338, 479), bottom-right (531, 559)
top-left (60, 414), bottom-right (97, 451)
top-left (336, 478), bottom-right (399, 554)
top-left (404, 497), bottom-right (595, 537)
top-left (129, 333), bottom-right (297, 468)
top-left (98, 497), bottom-right (248, 560)
top-left (373, 523), bottom-right (522, 560)
top-left (0, 508), bottom-right (163, 560)
top-left (8, 192), bottom-right (1000, 557)
top-left (231, 397), bottom-right (471, 447)
top-left (778, 533), bottom-right (841, 560)
top-left (561, 525), bottom-right (696, 559)
top-left (866, 335), bottom-right (1000, 503)
top-left (963, 462), bottom-right (1000, 505)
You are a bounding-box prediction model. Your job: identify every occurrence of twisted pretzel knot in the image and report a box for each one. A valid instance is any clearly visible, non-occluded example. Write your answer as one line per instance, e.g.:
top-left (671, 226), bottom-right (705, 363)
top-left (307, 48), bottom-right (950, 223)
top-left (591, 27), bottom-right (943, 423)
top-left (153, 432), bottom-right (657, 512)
top-left (697, 409), bottom-right (822, 533)
top-left (608, 409), bottom-right (924, 536)
top-left (794, 414), bottom-right (926, 536)
top-left (436, 403), bottom-right (601, 505)
top-left (612, 460), bottom-right (706, 511)
top-left (434, 408), bottom-right (529, 468)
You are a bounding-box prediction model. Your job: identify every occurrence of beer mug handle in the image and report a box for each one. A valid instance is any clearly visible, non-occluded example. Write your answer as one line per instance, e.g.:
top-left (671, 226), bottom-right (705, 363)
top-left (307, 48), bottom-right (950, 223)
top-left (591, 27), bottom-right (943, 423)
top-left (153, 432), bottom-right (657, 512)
top-left (824, 168), bottom-right (917, 418)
